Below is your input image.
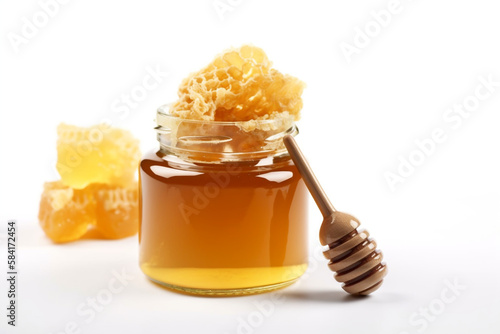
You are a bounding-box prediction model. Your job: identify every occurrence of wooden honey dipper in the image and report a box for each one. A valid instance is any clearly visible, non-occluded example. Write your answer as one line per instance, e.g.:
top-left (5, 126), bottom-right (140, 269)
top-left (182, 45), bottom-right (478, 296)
top-left (283, 135), bottom-right (387, 295)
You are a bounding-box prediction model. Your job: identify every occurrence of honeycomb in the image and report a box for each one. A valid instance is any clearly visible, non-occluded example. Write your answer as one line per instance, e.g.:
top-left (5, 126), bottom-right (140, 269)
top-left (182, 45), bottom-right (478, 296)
top-left (39, 123), bottom-right (141, 243)
top-left (56, 123), bottom-right (141, 189)
top-left (94, 186), bottom-right (139, 239)
top-left (170, 45), bottom-right (305, 123)
top-left (38, 181), bottom-right (95, 243)
top-left (38, 182), bottom-right (139, 243)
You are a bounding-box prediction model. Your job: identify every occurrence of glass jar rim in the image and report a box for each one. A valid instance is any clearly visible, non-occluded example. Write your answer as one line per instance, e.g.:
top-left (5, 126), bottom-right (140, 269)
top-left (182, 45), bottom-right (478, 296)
top-left (155, 104), bottom-right (298, 163)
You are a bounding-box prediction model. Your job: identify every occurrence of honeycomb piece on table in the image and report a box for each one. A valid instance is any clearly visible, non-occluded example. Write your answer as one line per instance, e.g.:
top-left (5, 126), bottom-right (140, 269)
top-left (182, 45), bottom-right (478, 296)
top-left (94, 184), bottom-right (139, 239)
top-left (56, 123), bottom-right (141, 189)
top-left (170, 45), bottom-right (305, 123)
top-left (38, 181), bottom-right (95, 243)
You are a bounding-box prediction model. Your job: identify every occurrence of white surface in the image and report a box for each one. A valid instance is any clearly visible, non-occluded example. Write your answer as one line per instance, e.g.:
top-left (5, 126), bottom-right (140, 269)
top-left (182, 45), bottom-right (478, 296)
top-left (1, 0), bottom-right (500, 333)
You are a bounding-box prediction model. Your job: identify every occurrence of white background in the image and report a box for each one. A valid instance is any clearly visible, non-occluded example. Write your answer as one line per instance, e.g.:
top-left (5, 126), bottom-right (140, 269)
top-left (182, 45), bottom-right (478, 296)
top-left (1, 0), bottom-right (500, 333)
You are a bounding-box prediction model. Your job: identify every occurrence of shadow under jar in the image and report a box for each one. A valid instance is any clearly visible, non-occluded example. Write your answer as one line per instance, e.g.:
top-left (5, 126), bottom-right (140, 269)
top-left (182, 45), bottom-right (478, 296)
top-left (139, 105), bottom-right (309, 296)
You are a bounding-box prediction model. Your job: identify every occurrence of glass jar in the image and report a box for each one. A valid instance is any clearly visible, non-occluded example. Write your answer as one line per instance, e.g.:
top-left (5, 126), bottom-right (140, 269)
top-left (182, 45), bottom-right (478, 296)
top-left (139, 105), bottom-right (308, 296)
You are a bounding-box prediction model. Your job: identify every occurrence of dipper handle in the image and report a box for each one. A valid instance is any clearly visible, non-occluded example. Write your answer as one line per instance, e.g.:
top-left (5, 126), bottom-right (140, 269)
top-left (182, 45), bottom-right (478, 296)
top-left (283, 134), bottom-right (387, 295)
top-left (283, 134), bottom-right (335, 218)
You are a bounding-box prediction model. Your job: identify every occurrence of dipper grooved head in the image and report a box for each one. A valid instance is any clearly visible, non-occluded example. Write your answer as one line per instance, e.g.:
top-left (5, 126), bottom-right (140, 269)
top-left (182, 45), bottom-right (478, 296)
top-left (320, 212), bottom-right (387, 295)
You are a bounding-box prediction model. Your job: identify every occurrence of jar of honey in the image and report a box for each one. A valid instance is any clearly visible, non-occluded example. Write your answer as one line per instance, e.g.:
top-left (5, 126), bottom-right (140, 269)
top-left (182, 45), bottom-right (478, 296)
top-left (139, 105), bottom-right (309, 296)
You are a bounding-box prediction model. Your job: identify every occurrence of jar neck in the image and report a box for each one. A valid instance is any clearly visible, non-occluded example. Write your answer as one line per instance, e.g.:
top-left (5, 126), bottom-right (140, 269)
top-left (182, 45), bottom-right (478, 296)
top-left (156, 148), bottom-right (294, 172)
top-left (155, 108), bottom-right (298, 163)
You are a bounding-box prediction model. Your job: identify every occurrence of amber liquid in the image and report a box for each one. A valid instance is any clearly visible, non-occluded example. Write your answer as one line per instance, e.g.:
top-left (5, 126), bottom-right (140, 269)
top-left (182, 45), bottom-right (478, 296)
top-left (139, 150), bottom-right (308, 295)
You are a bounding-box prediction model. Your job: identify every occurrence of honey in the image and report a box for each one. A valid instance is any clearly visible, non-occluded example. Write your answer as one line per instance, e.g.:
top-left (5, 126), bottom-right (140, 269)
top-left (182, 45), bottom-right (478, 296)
top-left (139, 112), bottom-right (309, 295)
top-left (139, 45), bottom-right (308, 295)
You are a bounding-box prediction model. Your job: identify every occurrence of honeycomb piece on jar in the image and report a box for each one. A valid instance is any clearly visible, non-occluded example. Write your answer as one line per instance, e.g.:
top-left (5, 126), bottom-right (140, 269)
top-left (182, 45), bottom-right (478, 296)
top-left (170, 45), bottom-right (305, 123)
top-left (38, 181), bottom-right (95, 243)
top-left (94, 184), bottom-right (139, 239)
top-left (56, 123), bottom-right (141, 189)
